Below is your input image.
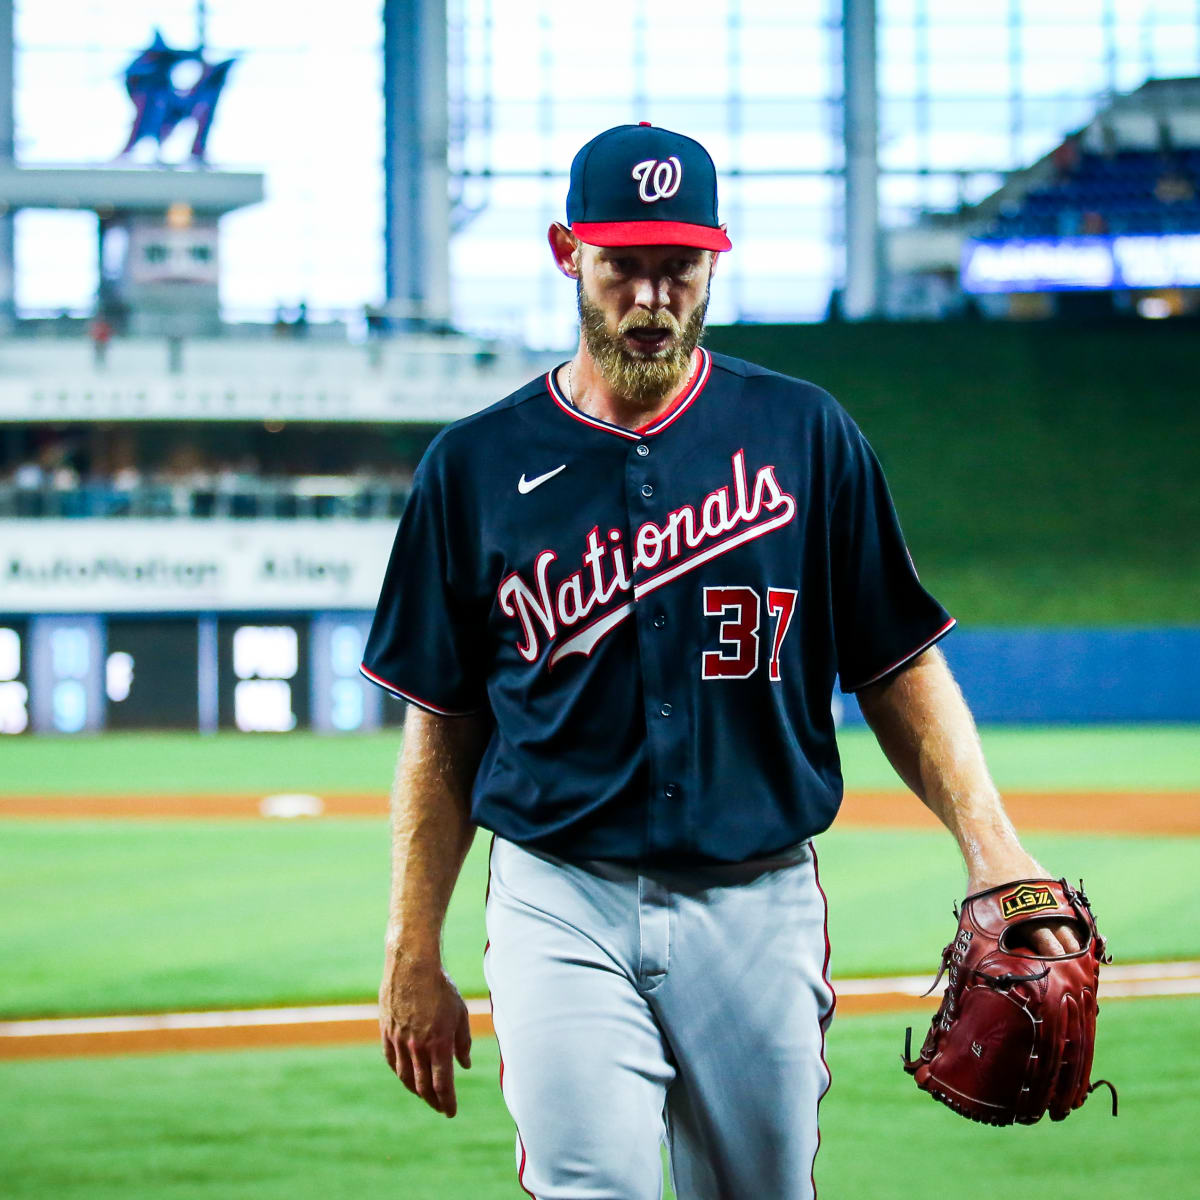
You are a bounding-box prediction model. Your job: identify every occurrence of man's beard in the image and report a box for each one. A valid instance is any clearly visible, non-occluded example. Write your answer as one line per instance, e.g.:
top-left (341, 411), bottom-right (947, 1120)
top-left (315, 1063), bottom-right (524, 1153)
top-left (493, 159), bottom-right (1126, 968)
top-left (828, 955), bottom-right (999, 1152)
top-left (577, 275), bottom-right (710, 406)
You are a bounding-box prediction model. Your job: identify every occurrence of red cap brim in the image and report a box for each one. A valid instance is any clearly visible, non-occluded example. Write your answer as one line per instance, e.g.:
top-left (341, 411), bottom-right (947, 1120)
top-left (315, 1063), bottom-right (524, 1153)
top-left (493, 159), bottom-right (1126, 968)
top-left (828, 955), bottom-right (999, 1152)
top-left (571, 220), bottom-right (731, 252)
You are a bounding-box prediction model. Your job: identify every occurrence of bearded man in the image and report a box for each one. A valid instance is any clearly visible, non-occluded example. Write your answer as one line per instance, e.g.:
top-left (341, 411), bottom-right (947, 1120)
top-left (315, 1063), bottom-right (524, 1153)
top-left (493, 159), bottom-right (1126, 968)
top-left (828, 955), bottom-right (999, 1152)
top-left (361, 123), bottom-right (1077, 1199)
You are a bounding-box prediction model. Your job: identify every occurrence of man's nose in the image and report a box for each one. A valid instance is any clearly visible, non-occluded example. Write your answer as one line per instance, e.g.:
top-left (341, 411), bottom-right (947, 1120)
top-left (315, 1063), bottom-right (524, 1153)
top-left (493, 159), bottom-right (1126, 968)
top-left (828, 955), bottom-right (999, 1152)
top-left (632, 275), bottom-right (670, 310)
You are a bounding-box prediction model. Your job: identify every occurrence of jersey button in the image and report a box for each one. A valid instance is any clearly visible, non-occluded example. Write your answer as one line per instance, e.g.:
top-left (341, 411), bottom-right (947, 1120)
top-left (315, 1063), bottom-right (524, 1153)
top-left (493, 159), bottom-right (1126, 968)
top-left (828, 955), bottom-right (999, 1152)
top-left (640, 483), bottom-right (654, 498)
top-left (635, 443), bottom-right (650, 457)
top-left (652, 611), bottom-right (667, 628)
top-left (663, 782), bottom-right (680, 798)
top-left (659, 702), bottom-right (673, 717)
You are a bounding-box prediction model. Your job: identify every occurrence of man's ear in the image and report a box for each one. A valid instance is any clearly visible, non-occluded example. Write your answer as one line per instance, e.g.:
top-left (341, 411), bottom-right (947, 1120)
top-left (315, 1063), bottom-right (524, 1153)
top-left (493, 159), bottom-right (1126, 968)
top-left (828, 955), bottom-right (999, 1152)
top-left (548, 222), bottom-right (581, 279)
top-left (709, 229), bottom-right (727, 278)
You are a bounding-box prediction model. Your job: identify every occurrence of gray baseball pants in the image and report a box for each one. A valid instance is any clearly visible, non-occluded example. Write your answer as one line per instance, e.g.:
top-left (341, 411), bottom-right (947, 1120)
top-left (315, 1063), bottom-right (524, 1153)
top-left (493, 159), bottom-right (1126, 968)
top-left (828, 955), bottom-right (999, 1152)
top-left (484, 835), bottom-right (835, 1199)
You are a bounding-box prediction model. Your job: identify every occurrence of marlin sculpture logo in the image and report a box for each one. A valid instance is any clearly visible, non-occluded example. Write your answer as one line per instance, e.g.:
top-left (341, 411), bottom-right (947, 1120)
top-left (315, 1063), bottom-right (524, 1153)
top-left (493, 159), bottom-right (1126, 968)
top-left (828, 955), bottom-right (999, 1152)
top-left (119, 30), bottom-right (236, 164)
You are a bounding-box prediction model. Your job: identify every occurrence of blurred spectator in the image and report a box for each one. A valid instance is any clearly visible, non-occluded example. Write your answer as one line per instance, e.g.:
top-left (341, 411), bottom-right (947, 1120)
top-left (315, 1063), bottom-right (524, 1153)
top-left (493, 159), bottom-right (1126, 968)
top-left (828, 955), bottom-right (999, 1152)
top-left (214, 454), bottom-right (261, 490)
top-left (272, 302), bottom-right (310, 339)
top-left (13, 460), bottom-right (43, 489)
top-left (1051, 136), bottom-right (1082, 182)
top-left (52, 463), bottom-right (79, 489)
top-left (1155, 167), bottom-right (1195, 205)
top-left (365, 302), bottom-right (386, 369)
top-left (90, 316), bottom-right (113, 367)
top-left (160, 441), bottom-right (210, 481)
top-left (364, 302), bottom-right (386, 337)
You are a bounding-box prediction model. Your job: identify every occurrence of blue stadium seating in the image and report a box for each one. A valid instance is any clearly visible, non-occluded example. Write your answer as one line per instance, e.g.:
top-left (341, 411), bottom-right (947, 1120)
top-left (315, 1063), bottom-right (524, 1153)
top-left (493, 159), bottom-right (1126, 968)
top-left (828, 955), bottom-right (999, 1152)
top-left (986, 149), bottom-right (1200, 238)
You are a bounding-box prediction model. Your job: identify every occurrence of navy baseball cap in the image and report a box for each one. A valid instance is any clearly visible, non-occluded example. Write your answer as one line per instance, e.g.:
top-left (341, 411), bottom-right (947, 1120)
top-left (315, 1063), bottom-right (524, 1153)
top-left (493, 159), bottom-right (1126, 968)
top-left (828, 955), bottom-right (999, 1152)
top-left (566, 122), bottom-right (732, 252)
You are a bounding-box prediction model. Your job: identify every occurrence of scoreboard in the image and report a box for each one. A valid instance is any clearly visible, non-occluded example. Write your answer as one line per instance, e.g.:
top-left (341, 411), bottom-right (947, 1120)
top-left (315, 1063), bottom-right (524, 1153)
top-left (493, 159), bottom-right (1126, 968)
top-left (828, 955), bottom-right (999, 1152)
top-left (0, 619), bottom-right (29, 734)
top-left (218, 619), bottom-right (311, 733)
top-left (0, 613), bottom-right (406, 734)
top-left (106, 618), bottom-right (201, 730)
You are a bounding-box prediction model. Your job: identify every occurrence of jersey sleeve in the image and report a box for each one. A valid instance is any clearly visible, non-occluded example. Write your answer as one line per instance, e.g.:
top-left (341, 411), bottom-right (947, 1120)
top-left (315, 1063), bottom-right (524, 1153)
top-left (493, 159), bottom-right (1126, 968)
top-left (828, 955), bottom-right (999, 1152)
top-left (828, 410), bottom-right (954, 692)
top-left (360, 442), bottom-right (490, 716)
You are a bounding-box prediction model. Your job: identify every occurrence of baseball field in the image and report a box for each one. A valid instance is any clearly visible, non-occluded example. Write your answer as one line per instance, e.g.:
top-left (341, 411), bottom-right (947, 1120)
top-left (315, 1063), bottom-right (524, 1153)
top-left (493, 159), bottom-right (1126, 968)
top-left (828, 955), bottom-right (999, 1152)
top-left (2, 725), bottom-right (1198, 1198)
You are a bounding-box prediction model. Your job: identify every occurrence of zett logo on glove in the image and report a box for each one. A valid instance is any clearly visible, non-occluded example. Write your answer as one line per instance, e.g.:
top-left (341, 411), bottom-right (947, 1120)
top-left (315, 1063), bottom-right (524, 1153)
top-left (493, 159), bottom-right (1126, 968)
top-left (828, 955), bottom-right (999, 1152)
top-left (999, 883), bottom-right (1058, 921)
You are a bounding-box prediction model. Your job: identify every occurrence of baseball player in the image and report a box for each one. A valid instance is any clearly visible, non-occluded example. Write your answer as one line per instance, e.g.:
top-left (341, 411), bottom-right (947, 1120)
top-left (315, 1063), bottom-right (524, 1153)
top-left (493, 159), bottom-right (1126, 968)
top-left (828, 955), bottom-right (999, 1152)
top-left (362, 123), bottom-right (1078, 1199)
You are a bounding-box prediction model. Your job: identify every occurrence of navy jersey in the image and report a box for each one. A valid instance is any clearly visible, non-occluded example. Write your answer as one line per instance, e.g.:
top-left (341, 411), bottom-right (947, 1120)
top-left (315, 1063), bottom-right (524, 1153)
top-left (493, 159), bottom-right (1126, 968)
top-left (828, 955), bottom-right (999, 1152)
top-left (361, 349), bottom-right (953, 865)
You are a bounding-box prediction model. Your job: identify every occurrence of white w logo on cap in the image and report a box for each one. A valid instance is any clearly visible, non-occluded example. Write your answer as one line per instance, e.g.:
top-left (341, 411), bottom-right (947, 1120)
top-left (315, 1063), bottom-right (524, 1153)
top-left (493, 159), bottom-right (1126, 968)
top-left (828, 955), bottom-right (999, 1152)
top-left (632, 157), bottom-right (683, 204)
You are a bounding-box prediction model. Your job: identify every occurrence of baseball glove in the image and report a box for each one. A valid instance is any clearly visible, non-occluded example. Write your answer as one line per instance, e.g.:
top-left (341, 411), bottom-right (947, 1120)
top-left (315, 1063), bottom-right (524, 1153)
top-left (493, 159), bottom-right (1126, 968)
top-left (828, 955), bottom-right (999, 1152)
top-left (902, 877), bottom-right (1117, 1126)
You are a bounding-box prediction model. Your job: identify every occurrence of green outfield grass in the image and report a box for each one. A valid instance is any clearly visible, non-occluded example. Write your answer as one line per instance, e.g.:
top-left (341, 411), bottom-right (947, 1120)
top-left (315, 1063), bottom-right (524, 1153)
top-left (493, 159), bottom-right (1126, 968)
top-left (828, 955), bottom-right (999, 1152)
top-left (5, 724), bottom-right (1200, 796)
top-left (3, 725), bottom-right (1197, 1017)
top-left (2, 820), bottom-right (1196, 1017)
top-left (4, 724), bottom-right (1196, 1199)
top-left (1, 997), bottom-right (1193, 1200)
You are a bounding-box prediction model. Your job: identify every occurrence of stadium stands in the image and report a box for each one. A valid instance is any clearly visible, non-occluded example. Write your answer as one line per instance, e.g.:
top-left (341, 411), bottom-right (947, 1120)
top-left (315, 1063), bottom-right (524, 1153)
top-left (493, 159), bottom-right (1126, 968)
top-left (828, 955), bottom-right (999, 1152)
top-left (987, 147), bottom-right (1200, 239)
top-left (886, 77), bottom-right (1200, 315)
top-left (0, 475), bottom-right (410, 521)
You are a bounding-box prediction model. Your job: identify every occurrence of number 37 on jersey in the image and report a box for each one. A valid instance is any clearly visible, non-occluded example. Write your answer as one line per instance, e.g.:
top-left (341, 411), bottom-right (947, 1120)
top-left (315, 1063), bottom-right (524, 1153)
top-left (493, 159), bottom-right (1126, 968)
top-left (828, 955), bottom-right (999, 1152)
top-left (702, 586), bottom-right (797, 681)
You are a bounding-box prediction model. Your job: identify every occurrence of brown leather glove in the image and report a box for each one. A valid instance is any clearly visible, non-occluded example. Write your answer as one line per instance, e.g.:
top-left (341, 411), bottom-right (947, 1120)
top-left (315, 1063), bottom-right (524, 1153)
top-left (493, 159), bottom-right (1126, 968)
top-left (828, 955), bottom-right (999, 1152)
top-left (903, 878), bottom-right (1117, 1126)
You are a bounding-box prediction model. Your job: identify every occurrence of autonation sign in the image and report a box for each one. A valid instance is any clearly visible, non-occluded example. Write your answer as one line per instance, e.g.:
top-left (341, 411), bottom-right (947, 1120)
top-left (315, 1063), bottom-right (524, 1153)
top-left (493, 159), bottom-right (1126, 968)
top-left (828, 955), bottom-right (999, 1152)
top-left (0, 520), bottom-right (393, 612)
top-left (962, 233), bottom-right (1200, 293)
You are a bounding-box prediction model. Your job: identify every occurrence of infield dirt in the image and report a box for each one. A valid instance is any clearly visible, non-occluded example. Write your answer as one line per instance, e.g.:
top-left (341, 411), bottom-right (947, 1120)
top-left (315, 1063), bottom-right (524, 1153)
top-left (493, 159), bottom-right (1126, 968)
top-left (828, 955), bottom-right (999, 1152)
top-left (2, 789), bottom-right (1196, 834)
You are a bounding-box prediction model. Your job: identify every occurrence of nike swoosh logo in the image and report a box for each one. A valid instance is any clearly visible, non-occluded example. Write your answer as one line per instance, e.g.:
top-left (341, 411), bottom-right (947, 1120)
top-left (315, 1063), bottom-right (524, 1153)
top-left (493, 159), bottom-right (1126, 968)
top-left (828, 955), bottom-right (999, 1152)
top-left (518, 464), bottom-right (567, 494)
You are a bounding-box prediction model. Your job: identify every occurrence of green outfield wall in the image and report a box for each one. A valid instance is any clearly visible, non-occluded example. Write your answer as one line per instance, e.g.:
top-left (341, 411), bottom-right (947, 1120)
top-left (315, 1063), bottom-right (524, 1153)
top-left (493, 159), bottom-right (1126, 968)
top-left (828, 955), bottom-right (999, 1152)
top-left (703, 321), bottom-right (1200, 626)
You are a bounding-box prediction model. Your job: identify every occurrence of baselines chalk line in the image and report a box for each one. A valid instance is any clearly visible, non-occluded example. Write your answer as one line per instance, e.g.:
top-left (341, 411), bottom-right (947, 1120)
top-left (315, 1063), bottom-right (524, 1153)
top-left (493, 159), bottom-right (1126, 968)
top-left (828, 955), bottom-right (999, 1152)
top-left (2, 960), bottom-right (1196, 1060)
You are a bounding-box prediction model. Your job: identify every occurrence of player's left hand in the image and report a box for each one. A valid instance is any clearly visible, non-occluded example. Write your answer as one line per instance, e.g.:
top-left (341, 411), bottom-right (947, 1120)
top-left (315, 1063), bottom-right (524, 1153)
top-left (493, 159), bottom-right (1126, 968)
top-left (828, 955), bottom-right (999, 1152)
top-left (904, 875), bottom-right (1112, 1125)
top-left (966, 851), bottom-right (1082, 956)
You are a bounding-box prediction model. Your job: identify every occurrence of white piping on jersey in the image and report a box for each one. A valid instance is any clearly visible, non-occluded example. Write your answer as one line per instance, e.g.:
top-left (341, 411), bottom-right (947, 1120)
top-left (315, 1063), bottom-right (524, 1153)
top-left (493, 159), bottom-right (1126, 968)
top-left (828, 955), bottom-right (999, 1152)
top-left (498, 449), bottom-right (798, 667)
top-left (545, 347), bottom-right (712, 440)
top-left (357, 662), bottom-right (484, 717)
top-left (843, 617), bottom-right (957, 692)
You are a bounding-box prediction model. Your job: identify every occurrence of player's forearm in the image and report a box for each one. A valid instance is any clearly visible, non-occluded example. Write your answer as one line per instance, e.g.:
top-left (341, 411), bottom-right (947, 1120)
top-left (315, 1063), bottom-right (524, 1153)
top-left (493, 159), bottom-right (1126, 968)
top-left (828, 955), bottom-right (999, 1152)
top-left (386, 707), bottom-right (491, 964)
top-left (855, 648), bottom-right (1030, 882)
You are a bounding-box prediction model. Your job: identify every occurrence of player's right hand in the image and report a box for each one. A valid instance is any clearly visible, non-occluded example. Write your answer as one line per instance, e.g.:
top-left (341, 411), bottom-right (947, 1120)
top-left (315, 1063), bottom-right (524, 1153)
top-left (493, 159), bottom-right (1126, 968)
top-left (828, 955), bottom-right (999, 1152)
top-left (379, 953), bottom-right (473, 1118)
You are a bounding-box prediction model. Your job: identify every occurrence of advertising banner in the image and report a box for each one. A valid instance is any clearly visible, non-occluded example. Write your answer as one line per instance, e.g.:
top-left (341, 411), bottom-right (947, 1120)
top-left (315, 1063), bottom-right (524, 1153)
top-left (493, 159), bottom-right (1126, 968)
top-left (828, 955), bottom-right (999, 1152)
top-left (0, 519), bottom-right (395, 613)
top-left (962, 233), bottom-right (1200, 293)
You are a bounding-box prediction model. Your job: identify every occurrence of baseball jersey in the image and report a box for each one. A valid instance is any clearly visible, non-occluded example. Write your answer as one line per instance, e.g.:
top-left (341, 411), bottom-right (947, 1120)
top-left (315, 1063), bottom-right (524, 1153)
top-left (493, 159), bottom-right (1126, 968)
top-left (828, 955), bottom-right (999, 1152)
top-left (361, 348), bottom-right (954, 865)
